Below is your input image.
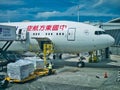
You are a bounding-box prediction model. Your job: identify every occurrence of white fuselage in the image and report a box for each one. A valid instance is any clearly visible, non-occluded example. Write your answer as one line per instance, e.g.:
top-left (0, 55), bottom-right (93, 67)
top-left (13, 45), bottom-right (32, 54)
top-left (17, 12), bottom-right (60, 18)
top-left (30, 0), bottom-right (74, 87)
top-left (0, 21), bottom-right (114, 53)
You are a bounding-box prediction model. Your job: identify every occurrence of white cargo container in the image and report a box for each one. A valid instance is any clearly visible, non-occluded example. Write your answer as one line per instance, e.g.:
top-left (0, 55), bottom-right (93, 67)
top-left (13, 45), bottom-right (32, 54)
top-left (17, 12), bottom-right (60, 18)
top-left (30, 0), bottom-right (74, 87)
top-left (0, 25), bottom-right (16, 41)
top-left (24, 57), bottom-right (44, 69)
top-left (7, 60), bottom-right (34, 80)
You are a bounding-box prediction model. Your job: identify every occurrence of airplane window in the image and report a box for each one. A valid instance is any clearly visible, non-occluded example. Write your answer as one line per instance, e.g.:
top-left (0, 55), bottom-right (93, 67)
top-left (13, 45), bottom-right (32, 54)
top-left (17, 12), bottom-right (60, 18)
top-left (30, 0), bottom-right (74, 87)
top-left (102, 31), bottom-right (106, 34)
top-left (99, 31), bottom-right (102, 34)
top-left (59, 33), bottom-right (61, 35)
top-left (51, 33), bottom-right (53, 35)
top-left (56, 33), bottom-right (58, 35)
top-left (33, 33), bottom-right (35, 35)
top-left (95, 31), bottom-right (106, 35)
top-left (95, 31), bottom-right (99, 35)
top-left (46, 33), bottom-right (47, 35)
top-left (48, 33), bottom-right (50, 35)
top-left (100, 31), bottom-right (106, 34)
top-left (62, 33), bottom-right (64, 35)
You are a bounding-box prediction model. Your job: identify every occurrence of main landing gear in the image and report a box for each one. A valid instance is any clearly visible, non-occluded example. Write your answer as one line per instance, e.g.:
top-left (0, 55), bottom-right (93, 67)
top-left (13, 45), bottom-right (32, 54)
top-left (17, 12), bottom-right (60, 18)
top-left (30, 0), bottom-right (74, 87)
top-left (53, 53), bottom-right (85, 68)
top-left (77, 56), bottom-right (85, 68)
top-left (77, 61), bottom-right (85, 67)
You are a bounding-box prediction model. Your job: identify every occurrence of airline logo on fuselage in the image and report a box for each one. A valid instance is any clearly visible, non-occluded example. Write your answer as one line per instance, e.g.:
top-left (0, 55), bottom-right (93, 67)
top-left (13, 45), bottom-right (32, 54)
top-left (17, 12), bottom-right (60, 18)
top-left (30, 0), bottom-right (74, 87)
top-left (27, 25), bottom-right (67, 31)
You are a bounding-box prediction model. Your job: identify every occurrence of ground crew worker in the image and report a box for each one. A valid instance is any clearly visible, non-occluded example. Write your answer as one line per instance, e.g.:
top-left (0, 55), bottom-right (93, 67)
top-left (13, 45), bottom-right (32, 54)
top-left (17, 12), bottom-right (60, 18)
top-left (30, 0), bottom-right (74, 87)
top-left (47, 63), bottom-right (52, 75)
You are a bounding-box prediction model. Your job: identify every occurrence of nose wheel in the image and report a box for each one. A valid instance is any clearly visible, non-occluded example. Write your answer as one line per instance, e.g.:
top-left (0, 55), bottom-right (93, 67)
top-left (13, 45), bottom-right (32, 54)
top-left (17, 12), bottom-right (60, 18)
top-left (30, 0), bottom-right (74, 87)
top-left (77, 61), bottom-right (85, 67)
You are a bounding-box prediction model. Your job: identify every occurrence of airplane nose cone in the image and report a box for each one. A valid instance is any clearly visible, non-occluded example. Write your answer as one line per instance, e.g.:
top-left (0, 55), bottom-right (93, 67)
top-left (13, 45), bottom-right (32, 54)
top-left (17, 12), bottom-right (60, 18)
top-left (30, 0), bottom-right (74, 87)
top-left (109, 36), bottom-right (115, 45)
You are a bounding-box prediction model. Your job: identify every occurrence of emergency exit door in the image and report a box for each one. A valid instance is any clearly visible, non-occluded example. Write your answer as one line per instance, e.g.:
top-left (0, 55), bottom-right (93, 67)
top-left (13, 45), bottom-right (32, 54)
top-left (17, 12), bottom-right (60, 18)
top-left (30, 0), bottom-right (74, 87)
top-left (67, 28), bottom-right (76, 41)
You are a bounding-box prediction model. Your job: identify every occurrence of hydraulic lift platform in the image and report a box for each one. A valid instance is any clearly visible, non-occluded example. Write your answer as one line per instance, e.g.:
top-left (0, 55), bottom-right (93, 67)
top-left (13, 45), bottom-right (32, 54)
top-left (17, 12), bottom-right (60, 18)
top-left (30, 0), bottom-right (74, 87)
top-left (0, 25), bottom-right (17, 71)
top-left (0, 25), bottom-right (16, 54)
top-left (34, 38), bottom-right (54, 66)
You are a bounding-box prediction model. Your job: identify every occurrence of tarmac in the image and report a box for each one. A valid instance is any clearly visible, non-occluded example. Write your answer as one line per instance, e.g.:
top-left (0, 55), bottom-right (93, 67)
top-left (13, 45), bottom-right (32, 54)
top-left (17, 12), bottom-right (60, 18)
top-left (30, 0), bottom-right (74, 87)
top-left (0, 54), bottom-right (120, 90)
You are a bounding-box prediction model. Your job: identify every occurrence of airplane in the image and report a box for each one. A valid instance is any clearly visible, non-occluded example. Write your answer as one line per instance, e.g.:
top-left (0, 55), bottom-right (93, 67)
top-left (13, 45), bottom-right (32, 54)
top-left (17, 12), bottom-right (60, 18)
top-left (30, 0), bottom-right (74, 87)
top-left (0, 21), bottom-right (115, 67)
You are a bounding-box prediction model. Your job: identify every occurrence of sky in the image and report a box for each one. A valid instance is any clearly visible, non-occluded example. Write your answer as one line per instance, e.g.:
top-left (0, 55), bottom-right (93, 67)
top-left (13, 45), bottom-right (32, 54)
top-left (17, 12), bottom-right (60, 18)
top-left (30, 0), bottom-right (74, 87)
top-left (0, 0), bottom-right (120, 22)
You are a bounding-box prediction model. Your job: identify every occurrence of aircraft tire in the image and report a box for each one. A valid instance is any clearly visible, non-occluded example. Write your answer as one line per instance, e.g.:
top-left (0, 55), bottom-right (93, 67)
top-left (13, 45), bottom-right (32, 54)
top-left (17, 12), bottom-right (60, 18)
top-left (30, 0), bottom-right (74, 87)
top-left (77, 61), bottom-right (85, 67)
top-left (53, 55), bottom-right (56, 60)
top-left (59, 54), bottom-right (62, 59)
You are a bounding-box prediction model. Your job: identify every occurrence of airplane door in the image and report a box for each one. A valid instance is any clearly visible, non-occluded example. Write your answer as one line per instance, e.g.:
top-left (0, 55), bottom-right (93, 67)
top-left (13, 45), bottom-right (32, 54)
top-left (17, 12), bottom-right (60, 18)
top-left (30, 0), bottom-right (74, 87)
top-left (21, 28), bottom-right (26, 40)
top-left (67, 28), bottom-right (76, 41)
top-left (17, 28), bottom-right (26, 40)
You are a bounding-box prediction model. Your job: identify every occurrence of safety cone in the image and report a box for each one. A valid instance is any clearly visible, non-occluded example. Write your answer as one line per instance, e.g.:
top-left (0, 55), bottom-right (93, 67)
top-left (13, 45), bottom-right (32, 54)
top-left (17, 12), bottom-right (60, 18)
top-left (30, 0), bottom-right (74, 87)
top-left (104, 72), bottom-right (108, 78)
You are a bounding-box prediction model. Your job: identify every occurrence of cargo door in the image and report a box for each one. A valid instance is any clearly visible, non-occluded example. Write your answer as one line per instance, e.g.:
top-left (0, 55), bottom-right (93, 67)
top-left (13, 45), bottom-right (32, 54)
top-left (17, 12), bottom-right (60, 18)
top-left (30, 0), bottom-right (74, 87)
top-left (67, 28), bottom-right (76, 41)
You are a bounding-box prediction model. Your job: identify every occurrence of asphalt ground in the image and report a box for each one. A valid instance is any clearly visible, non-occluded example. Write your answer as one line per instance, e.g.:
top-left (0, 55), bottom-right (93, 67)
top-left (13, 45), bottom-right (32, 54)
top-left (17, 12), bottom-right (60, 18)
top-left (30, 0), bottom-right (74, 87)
top-left (0, 54), bottom-right (120, 90)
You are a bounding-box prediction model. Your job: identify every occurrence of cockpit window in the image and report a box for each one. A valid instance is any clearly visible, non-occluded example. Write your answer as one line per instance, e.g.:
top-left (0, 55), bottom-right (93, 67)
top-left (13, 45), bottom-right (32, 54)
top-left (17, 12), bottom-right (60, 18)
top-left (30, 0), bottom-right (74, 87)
top-left (102, 31), bottom-right (106, 34)
top-left (95, 31), bottom-right (106, 35)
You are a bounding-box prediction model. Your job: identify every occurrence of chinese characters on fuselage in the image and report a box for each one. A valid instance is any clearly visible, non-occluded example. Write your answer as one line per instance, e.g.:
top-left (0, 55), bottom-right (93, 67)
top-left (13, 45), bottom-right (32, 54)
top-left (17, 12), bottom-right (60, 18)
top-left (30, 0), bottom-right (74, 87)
top-left (27, 25), bottom-right (67, 31)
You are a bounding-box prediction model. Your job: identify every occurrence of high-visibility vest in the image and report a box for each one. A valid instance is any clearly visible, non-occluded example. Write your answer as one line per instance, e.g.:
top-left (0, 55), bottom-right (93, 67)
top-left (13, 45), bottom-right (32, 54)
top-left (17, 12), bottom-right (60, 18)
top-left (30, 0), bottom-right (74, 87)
top-left (48, 64), bottom-right (52, 69)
